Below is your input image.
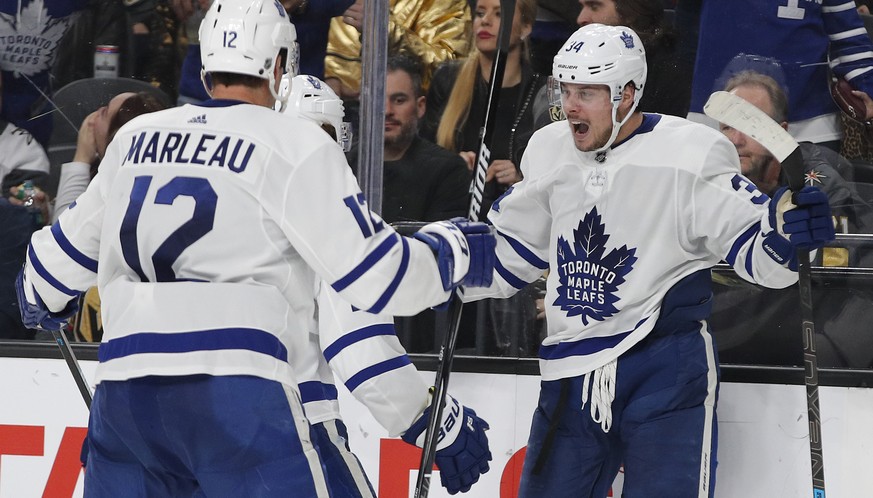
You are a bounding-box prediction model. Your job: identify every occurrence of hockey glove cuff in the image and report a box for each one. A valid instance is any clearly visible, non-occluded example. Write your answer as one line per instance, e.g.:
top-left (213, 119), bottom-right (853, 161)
top-left (15, 269), bottom-right (79, 331)
top-left (414, 218), bottom-right (495, 291)
top-left (401, 394), bottom-right (492, 494)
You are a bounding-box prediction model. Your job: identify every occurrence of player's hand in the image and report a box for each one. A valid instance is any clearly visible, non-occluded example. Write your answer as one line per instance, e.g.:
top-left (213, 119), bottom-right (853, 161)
top-left (459, 151), bottom-right (476, 172)
top-left (74, 113), bottom-right (99, 164)
top-left (485, 159), bottom-right (522, 185)
top-left (401, 394), bottom-right (492, 494)
top-left (855, 90), bottom-right (873, 121)
top-left (414, 218), bottom-right (495, 291)
top-left (762, 186), bottom-right (835, 269)
top-left (15, 270), bottom-right (80, 331)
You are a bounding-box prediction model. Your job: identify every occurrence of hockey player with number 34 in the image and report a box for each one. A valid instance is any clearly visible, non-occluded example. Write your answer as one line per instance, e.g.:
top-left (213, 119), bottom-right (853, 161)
top-left (463, 24), bottom-right (836, 497)
top-left (281, 74), bottom-right (491, 497)
top-left (14, 0), bottom-right (495, 496)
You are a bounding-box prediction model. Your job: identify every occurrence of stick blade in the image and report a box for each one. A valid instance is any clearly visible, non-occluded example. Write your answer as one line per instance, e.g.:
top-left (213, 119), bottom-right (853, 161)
top-left (703, 91), bottom-right (798, 163)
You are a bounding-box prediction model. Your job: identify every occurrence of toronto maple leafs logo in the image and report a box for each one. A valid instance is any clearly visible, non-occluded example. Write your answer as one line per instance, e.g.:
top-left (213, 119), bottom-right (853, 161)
top-left (554, 207), bottom-right (637, 325)
top-left (0, 0), bottom-right (79, 76)
top-left (620, 31), bottom-right (635, 49)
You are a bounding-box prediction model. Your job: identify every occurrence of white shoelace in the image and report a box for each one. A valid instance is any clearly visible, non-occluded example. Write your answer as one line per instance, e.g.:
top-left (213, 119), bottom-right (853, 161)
top-left (581, 358), bottom-right (617, 433)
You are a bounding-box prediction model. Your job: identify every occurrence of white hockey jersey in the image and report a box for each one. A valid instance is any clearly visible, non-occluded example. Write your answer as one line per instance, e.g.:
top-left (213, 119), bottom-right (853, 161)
top-left (22, 100), bottom-right (451, 388)
top-left (294, 281), bottom-right (429, 437)
top-left (465, 114), bottom-right (799, 381)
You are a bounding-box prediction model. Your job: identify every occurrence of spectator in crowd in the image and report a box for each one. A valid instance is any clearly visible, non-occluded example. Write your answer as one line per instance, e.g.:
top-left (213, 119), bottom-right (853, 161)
top-left (423, 0), bottom-right (545, 357)
top-left (683, 0), bottom-right (873, 149)
top-left (52, 91), bottom-right (167, 222)
top-left (324, 0), bottom-right (471, 99)
top-left (528, 0), bottom-right (580, 76)
top-left (0, 0), bottom-right (89, 147)
top-left (720, 70), bottom-right (873, 262)
top-left (346, 53), bottom-right (470, 224)
top-left (574, 0), bottom-right (691, 117)
top-left (424, 0), bottom-right (543, 221)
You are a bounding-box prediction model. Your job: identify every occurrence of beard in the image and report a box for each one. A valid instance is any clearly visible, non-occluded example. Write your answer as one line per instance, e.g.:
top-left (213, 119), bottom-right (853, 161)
top-left (385, 118), bottom-right (419, 149)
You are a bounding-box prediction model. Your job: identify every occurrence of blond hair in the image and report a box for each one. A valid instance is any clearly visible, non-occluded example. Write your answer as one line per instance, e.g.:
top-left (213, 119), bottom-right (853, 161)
top-left (436, 0), bottom-right (538, 151)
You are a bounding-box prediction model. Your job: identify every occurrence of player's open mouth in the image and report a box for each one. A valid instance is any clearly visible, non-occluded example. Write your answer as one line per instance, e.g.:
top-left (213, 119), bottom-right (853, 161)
top-left (571, 120), bottom-right (589, 135)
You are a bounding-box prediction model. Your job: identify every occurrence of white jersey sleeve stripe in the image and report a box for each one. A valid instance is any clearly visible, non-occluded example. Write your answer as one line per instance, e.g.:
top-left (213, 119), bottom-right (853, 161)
top-left (97, 328), bottom-right (290, 363)
top-left (498, 230), bottom-right (549, 269)
top-left (845, 66), bottom-right (873, 81)
top-left (829, 27), bottom-right (868, 41)
top-left (51, 223), bottom-right (98, 273)
top-left (28, 246), bottom-right (80, 297)
top-left (322, 323), bottom-right (395, 362)
top-left (822, 1), bottom-right (855, 12)
top-left (344, 355), bottom-right (411, 392)
top-left (331, 233), bottom-right (400, 292)
top-left (366, 237), bottom-right (410, 314)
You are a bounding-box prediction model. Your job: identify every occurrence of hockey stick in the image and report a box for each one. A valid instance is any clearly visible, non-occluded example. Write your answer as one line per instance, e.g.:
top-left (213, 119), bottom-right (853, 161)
top-left (51, 326), bottom-right (93, 409)
top-left (414, 0), bottom-right (516, 495)
top-left (704, 90), bottom-right (826, 498)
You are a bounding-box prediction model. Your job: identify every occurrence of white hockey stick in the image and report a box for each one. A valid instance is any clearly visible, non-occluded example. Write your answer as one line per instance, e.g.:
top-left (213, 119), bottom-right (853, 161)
top-left (704, 91), bottom-right (826, 498)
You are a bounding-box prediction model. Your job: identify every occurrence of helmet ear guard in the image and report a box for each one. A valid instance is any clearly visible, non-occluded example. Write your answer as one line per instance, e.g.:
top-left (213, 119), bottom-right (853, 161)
top-left (199, 0), bottom-right (298, 106)
top-left (551, 24), bottom-right (647, 151)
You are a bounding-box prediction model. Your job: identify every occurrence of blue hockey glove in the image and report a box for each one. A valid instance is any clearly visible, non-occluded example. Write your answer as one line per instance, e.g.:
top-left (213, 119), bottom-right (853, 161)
top-left (401, 394), bottom-right (492, 495)
top-left (15, 269), bottom-right (79, 331)
top-left (763, 186), bottom-right (836, 270)
top-left (413, 218), bottom-right (495, 291)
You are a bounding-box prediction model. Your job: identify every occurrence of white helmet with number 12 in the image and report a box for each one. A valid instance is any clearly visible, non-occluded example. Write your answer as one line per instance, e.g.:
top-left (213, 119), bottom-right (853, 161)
top-left (199, 0), bottom-right (298, 106)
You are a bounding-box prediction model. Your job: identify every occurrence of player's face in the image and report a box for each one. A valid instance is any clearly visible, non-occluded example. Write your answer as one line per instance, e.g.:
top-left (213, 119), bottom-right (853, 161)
top-left (560, 82), bottom-right (615, 151)
top-left (474, 0), bottom-right (531, 56)
top-left (720, 85), bottom-right (777, 182)
top-left (384, 69), bottom-right (424, 149)
top-left (94, 92), bottom-right (136, 157)
top-left (577, 0), bottom-right (621, 27)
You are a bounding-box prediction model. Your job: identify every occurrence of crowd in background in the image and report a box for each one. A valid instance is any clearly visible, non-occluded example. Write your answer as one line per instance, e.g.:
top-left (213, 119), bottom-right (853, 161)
top-left (3, 0), bottom-right (873, 367)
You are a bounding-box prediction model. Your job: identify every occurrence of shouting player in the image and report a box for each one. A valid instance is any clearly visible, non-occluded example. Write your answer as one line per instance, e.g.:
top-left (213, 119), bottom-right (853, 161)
top-left (464, 24), bottom-right (835, 497)
top-left (15, 0), bottom-right (494, 496)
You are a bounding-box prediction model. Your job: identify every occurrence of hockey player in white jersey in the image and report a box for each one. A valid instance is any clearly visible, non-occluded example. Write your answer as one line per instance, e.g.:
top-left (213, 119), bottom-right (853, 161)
top-left (463, 24), bottom-right (835, 497)
top-left (14, 0), bottom-right (495, 496)
top-left (282, 74), bottom-right (491, 496)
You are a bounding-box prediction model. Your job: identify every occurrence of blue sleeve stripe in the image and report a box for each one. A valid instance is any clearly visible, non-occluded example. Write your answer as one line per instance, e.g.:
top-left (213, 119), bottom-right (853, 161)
top-left (345, 355), bottom-right (411, 392)
top-left (51, 223), bottom-right (98, 273)
top-left (28, 246), bottom-right (79, 297)
top-left (332, 234), bottom-right (399, 292)
top-left (496, 258), bottom-right (528, 290)
top-left (298, 381), bottom-right (338, 403)
top-left (323, 323), bottom-right (395, 362)
top-left (97, 328), bottom-right (289, 362)
top-left (498, 230), bottom-right (548, 269)
top-left (367, 237), bottom-right (410, 314)
top-left (725, 222), bottom-right (759, 267)
top-left (745, 232), bottom-right (757, 279)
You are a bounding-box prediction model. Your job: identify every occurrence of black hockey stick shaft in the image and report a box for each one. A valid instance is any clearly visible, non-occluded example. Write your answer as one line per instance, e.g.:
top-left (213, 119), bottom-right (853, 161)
top-left (414, 0), bottom-right (516, 495)
top-left (51, 328), bottom-right (92, 409)
top-left (703, 92), bottom-right (825, 497)
top-left (783, 148), bottom-right (826, 497)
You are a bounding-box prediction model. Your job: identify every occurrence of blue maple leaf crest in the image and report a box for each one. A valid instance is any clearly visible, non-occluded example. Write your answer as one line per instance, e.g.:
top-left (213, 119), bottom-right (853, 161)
top-left (554, 207), bottom-right (637, 325)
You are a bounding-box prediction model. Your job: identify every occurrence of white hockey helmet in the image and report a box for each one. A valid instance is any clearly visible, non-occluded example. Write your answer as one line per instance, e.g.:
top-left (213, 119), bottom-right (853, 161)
top-left (278, 74), bottom-right (353, 152)
top-left (199, 0), bottom-right (298, 105)
top-left (550, 24), bottom-right (647, 151)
